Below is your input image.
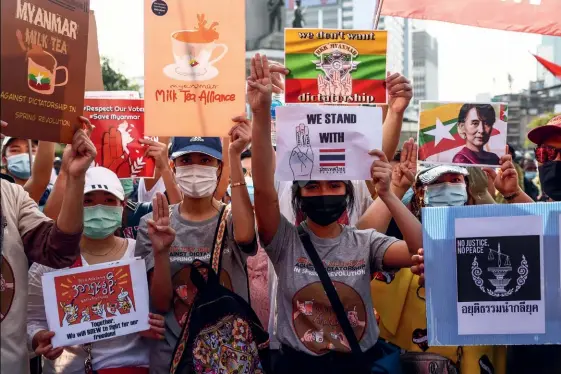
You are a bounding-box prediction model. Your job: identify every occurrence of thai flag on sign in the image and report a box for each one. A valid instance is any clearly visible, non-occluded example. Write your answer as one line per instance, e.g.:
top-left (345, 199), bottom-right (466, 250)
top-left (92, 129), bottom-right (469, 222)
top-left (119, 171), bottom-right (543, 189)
top-left (319, 149), bottom-right (346, 167)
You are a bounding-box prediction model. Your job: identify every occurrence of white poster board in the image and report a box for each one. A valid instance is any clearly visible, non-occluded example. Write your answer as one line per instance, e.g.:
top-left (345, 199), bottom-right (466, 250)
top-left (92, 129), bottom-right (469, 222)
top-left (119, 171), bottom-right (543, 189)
top-left (455, 215), bottom-right (545, 335)
top-left (42, 258), bottom-right (150, 347)
top-left (275, 105), bottom-right (382, 181)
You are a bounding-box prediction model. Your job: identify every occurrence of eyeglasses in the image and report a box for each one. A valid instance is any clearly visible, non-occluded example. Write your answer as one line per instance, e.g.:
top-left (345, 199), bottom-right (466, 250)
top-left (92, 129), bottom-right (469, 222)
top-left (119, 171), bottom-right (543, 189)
top-left (535, 144), bottom-right (561, 163)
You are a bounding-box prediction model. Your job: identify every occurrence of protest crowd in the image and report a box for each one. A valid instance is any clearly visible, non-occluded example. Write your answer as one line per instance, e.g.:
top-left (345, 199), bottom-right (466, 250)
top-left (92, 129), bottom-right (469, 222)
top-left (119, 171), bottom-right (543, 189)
top-left (1, 1), bottom-right (561, 374)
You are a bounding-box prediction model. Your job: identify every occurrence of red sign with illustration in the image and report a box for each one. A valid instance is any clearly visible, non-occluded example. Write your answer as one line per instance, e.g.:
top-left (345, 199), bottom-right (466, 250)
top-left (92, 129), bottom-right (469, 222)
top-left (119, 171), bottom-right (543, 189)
top-left (54, 264), bottom-right (136, 327)
top-left (84, 98), bottom-right (156, 178)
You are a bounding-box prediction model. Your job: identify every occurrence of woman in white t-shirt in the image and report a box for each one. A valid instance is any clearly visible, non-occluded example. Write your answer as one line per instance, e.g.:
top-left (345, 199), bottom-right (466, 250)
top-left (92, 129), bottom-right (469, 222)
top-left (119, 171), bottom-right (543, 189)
top-left (248, 53), bottom-right (425, 373)
top-left (27, 167), bottom-right (164, 374)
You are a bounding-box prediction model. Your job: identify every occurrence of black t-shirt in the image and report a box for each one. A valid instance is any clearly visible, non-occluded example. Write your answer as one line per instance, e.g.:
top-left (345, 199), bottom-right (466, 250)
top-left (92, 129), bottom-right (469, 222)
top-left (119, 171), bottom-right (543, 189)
top-left (386, 218), bottom-right (404, 241)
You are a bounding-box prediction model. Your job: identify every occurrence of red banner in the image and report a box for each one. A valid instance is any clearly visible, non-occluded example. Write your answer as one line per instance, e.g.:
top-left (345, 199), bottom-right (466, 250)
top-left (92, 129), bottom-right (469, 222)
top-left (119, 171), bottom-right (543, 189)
top-left (84, 98), bottom-right (156, 179)
top-left (533, 54), bottom-right (561, 78)
top-left (381, 0), bottom-right (561, 37)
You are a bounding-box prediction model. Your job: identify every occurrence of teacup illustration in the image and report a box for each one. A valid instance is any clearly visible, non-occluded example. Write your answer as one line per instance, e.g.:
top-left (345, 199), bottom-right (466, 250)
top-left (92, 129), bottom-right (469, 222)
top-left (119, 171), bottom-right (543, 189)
top-left (27, 47), bottom-right (68, 95)
top-left (171, 29), bottom-right (228, 76)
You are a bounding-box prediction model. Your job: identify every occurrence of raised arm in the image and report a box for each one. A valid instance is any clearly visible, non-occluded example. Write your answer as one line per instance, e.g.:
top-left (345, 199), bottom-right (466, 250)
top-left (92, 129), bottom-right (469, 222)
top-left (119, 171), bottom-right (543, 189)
top-left (216, 137), bottom-right (231, 201)
top-left (140, 138), bottom-right (182, 204)
top-left (24, 141), bottom-right (55, 203)
top-left (484, 148), bottom-right (534, 204)
top-left (228, 116), bottom-right (256, 245)
top-left (248, 54), bottom-right (279, 246)
top-left (357, 138), bottom-right (417, 232)
top-left (146, 192), bottom-right (176, 313)
top-left (57, 123), bottom-right (96, 234)
top-left (370, 149), bottom-right (422, 268)
top-left (381, 72), bottom-right (412, 159)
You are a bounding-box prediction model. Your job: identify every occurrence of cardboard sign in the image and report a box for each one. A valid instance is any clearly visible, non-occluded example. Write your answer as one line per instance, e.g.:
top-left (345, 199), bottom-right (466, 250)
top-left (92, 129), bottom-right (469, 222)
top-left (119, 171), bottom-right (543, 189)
top-left (42, 258), bottom-right (150, 347)
top-left (275, 105), bottom-right (382, 181)
top-left (284, 29), bottom-right (387, 105)
top-left (144, 0), bottom-right (245, 137)
top-left (423, 202), bottom-right (561, 346)
top-left (418, 101), bottom-right (508, 168)
top-left (84, 98), bottom-right (156, 178)
top-left (0, 0), bottom-right (90, 143)
top-left (85, 10), bottom-right (103, 92)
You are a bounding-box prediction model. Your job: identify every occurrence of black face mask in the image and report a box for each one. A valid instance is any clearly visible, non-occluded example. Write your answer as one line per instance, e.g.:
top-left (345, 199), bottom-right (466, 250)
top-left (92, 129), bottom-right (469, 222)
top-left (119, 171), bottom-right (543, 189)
top-left (300, 195), bottom-right (348, 226)
top-left (539, 161), bottom-right (561, 201)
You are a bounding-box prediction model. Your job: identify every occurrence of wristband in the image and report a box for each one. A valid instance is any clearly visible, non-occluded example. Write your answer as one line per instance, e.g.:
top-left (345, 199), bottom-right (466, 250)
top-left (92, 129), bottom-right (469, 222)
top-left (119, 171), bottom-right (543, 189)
top-left (503, 190), bottom-right (520, 201)
top-left (230, 181), bottom-right (246, 188)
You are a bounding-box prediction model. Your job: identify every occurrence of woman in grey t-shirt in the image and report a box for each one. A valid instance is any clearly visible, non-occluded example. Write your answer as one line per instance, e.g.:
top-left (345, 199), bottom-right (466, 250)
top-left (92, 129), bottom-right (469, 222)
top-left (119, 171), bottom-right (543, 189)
top-left (247, 53), bottom-right (425, 373)
top-left (135, 128), bottom-right (257, 373)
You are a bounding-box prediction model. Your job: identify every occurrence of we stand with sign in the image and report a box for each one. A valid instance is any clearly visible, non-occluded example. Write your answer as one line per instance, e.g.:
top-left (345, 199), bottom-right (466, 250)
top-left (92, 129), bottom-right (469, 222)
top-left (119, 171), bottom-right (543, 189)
top-left (275, 105), bottom-right (382, 181)
top-left (41, 258), bottom-right (150, 347)
top-left (422, 203), bottom-right (561, 346)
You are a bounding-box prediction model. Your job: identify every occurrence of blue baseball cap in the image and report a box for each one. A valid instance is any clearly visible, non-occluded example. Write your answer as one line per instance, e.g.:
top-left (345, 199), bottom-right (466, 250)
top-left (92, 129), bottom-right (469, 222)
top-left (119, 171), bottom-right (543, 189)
top-left (170, 137), bottom-right (222, 161)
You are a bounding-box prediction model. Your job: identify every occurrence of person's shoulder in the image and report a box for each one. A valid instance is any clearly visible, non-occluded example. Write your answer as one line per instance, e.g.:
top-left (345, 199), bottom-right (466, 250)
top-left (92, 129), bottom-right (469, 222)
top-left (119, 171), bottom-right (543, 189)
top-left (1, 178), bottom-right (25, 204)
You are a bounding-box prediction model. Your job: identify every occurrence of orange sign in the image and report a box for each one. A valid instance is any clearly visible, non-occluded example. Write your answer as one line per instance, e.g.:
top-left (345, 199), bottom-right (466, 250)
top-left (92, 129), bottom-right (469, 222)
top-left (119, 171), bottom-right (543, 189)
top-left (144, 0), bottom-right (246, 137)
top-left (54, 264), bottom-right (136, 327)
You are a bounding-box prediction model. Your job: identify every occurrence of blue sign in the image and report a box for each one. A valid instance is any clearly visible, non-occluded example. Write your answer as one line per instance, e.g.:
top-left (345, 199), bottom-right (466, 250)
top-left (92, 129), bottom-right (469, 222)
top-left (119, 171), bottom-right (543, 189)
top-left (423, 202), bottom-right (561, 346)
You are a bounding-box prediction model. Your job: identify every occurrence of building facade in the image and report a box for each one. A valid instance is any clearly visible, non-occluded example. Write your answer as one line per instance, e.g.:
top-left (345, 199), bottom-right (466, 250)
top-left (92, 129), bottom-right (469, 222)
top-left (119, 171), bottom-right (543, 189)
top-left (412, 30), bottom-right (439, 114)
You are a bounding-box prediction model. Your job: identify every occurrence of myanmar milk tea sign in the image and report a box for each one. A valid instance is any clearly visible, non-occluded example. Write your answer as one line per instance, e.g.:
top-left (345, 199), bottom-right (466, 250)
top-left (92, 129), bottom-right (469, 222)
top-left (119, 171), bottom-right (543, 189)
top-left (284, 29), bottom-right (387, 105)
top-left (144, 0), bottom-right (245, 137)
top-left (1, 0), bottom-right (90, 143)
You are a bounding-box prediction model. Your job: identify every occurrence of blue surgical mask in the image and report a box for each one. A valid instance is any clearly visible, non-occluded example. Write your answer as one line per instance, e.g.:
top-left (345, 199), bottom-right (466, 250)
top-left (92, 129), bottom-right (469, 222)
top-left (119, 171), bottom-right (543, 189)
top-left (424, 182), bottom-right (468, 207)
top-left (227, 176), bottom-right (254, 204)
top-left (7, 153), bottom-right (33, 179)
top-left (401, 188), bottom-right (414, 205)
top-left (525, 171), bottom-right (537, 181)
top-left (83, 205), bottom-right (124, 239)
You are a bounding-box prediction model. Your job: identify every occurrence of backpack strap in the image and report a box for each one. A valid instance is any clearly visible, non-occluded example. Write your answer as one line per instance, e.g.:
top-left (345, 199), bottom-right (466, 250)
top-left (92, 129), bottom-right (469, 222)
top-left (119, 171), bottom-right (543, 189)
top-left (210, 204), bottom-right (230, 274)
top-left (297, 225), bottom-right (365, 363)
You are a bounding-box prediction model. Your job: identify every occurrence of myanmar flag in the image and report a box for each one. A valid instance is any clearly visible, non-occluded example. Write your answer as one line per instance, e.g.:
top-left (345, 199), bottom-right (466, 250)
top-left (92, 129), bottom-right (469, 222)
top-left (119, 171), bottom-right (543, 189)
top-left (284, 29), bottom-right (387, 105)
top-left (418, 102), bottom-right (507, 164)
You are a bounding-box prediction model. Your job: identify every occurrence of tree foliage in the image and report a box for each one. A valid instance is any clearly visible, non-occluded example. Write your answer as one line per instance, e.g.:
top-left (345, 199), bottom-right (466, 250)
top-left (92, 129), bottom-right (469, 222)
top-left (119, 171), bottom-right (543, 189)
top-left (101, 57), bottom-right (140, 91)
top-left (524, 112), bottom-right (557, 148)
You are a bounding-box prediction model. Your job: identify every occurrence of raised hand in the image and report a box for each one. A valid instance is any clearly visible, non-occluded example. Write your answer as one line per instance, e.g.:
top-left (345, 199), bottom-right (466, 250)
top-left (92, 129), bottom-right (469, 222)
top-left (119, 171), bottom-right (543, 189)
top-left (1, 120), bottom-right (7, 142)
top-left (268, 61), bottom-right (289, 94)
top-left (229, 115), bottom-right (252, 155)
top-left (341, 73), bottom-right (352, 97)
top-left (101, 126), bottom-right (130, 176)
top-left (33, 330), bottom-right (64, 361)
top-left (369, 149), bottom-right (393, 198)
top-left (247, 53), bottom-right (273, 114)
top-left (483, 145), bottom-right (520, 197)
top-left (391, 138), bottom-right (418, 190)
top-left (411, 248), bottom-right (425, 286)
top-left (290, 124), bottom-right (314, 179)
top-left (66, 117), bottom-right (97, 178)
top-left (317, 74), bottom-right (330, 96)
top-left (140, 138), bottom-right (169, 170)
top-left (386, 72), bottom-right (412, 114)
top-left (332, 71), bottom-right (343, 97)
top-left (147, 192), bottom-right (176, 255)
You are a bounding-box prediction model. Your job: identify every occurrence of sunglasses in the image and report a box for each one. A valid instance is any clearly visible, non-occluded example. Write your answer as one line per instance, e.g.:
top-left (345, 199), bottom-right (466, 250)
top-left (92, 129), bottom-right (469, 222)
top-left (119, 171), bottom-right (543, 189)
top-left (535, 144), bottom-right (561, 163)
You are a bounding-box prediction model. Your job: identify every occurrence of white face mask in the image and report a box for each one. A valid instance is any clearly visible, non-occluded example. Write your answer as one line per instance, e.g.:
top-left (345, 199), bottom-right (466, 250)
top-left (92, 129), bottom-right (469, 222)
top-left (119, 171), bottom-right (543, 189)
top-left (175, 165), bottom-right (218, 198)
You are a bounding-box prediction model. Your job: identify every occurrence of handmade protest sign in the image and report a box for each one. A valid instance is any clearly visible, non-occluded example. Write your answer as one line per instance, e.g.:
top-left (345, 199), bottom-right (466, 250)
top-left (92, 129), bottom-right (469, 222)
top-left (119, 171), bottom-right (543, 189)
top-left (423, 203), bottom-right (561, 346)
top-left (418, 101), bottom-right (508, 167)
top-left (42, 258), bottom-right (150, 347)
top-left (85, 91), bottom-right (140, 99)
top-left (144, 0), bottom-right (245, 137)
top-left (284, 29), bottom-right (387, 105)
top-left (1, 0), bottom-right (90, 143)
top-left (84, 98), bottom-right (156, 178)
top-left (275, 105), bottom-right (382, 181)
top-left (455, 216), bottom-right (544, 335)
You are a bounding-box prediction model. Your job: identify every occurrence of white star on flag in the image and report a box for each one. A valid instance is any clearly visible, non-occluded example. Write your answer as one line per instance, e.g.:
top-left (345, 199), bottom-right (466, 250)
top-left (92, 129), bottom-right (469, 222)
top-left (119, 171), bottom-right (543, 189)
top-left (502, 107), bottom-right (508, 120)
top-left (35, 73), bottom-right (44, 84)
top-left (425, 117), bottom-right (456, 146)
